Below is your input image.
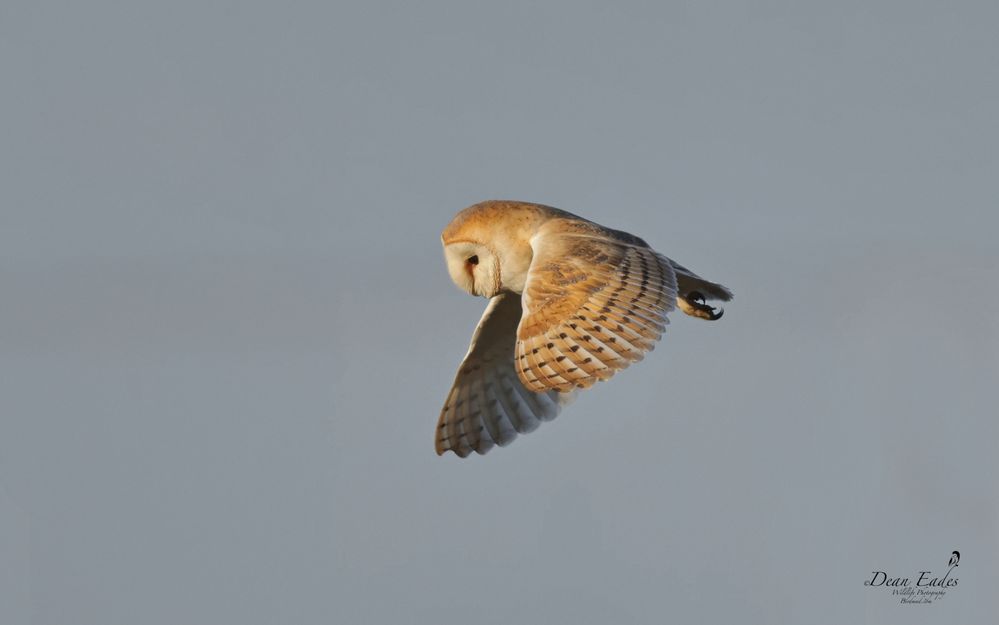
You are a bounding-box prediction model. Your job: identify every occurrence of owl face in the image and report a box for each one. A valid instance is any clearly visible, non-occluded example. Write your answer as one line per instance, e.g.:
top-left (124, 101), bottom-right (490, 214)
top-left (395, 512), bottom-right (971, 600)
top-left (443, 240), bottom-right (501, 298)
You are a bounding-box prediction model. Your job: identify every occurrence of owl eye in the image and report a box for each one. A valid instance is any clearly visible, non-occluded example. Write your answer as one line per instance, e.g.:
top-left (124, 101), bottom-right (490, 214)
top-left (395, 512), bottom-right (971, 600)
top-left (467, 255), bottom-right (479, 265)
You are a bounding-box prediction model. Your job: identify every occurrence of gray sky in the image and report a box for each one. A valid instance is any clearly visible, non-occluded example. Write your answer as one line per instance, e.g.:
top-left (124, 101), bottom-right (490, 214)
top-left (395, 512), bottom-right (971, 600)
top-left (1, 1), bottom-right (997, 624)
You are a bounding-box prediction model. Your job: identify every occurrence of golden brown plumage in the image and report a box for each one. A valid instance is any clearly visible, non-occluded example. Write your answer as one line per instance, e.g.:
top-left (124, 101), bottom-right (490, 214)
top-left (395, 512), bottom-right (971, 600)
top-left (436, 200), bottom-right (732, 457)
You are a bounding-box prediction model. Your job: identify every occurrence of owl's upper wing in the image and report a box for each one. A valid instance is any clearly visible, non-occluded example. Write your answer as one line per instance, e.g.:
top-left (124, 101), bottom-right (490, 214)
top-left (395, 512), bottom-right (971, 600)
top-left (516, 219), bottom-right (678, 393)
top-left (436, 291), bottom-right (574, 457)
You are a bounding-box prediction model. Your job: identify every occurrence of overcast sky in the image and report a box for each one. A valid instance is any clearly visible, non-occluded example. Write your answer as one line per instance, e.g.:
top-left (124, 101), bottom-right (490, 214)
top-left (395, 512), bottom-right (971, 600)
top-left (1, 2), bottom-right (997, 624)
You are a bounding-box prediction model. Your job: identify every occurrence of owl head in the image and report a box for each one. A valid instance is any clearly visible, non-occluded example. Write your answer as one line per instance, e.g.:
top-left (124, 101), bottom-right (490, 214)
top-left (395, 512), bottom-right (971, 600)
top-left (442, 240), bottom-right (501, 298)
top-left (441, 201), bottom-right (555, 299)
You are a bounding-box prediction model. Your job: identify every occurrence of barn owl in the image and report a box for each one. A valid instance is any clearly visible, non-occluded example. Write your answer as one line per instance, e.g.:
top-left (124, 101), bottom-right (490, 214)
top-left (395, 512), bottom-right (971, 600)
top-left (436, 200), bottom-right (732, 457)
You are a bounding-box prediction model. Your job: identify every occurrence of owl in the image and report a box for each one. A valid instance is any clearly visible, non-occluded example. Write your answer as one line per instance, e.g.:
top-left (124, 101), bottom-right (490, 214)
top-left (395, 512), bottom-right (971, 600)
top-left (436, 200), bottom-right (732, 457)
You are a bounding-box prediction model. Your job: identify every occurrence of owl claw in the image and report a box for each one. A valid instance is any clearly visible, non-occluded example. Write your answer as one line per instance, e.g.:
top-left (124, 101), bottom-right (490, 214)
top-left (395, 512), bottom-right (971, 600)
top-left (678, 291), bottom-right (724, 320)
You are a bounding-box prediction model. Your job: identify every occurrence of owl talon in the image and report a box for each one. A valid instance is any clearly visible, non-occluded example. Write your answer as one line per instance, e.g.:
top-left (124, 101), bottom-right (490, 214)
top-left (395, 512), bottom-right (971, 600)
top-left (678, 291), bottom-right (724, 320)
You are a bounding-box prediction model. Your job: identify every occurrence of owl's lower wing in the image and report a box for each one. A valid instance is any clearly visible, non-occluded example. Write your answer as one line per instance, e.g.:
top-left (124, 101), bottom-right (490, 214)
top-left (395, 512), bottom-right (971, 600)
top-left (436, 292), bottom-right (574, 457)
top-left (516, 220), bottom-right (678, 393)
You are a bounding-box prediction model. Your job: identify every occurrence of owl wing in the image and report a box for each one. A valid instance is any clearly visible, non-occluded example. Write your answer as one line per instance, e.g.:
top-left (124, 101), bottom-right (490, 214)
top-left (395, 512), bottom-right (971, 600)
top-left (436, 291), bottom-right (574, 457)
top-left (516, 219), bottom-right (679, 393)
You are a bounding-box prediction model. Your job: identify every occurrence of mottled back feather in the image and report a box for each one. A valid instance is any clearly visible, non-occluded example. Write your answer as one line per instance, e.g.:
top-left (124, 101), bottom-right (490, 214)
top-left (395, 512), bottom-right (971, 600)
top-left (515, 219), bottom-right (679, 393)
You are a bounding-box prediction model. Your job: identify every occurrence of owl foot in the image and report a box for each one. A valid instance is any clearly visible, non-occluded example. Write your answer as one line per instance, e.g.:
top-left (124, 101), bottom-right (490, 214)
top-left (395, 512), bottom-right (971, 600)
top-left (677, 291), bottom-right (724, 320)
